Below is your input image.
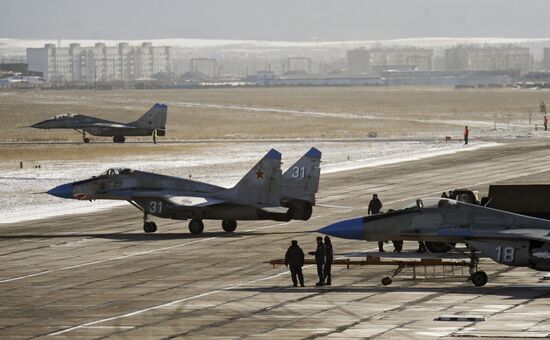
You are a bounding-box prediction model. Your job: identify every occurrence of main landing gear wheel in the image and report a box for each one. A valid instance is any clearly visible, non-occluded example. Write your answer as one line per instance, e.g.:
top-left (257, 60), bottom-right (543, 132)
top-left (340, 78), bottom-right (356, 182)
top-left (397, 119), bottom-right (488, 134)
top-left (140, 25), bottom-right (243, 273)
top-left (113, 136), bottom-right (126, 143)
top-left (143, 221), bottom-right (157, 233)
top-left (83, 137), bottom-right (90, 144)
top-left (470, 271), bottom-right (488, 287)
top-left (381, 277), bottom-right (392, 286)
top-left (189, 219), bottom-right (204, 234)
top-left (222, 220), bottom-right (237, 232)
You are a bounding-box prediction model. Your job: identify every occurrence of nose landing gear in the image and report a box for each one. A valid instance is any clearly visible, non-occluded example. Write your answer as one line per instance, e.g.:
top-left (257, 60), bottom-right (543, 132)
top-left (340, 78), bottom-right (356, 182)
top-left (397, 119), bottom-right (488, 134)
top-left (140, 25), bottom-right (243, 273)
top-left (468, 246), bottom-right (488, 287)
top-left (142, 213), bottom-right (157, 233)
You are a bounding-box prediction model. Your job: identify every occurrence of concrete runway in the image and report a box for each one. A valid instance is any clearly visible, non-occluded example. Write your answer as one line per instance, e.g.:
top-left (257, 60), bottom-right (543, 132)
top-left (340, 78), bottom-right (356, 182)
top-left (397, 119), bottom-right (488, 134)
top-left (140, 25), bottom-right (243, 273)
top-left (2, 140), bottom-right (550, 339)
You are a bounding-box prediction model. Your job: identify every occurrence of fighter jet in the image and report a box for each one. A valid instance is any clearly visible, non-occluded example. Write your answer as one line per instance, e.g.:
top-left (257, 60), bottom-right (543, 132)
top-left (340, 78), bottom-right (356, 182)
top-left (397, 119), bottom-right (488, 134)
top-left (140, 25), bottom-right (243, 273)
top-left (47, 148), bottom-right (321, 234)
top-left (319, 198), bottom-right (550, 286)
top-left (31, 103), bottom-right (167, 143)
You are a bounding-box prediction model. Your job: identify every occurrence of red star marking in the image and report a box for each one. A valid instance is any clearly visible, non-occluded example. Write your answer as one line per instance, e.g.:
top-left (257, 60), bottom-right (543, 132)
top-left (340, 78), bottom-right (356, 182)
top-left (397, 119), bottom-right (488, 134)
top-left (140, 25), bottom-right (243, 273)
top-left (255, 168), bottom-right (264, 180)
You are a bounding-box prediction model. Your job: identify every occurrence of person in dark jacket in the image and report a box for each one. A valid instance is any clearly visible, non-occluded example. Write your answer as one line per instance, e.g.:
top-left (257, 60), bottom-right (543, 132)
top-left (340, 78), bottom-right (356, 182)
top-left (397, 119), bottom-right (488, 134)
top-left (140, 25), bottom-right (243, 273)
top-left (308, 236), bottom-right (325, 286)
top-left (285, 240), bottom-right (305, 287)
top-left (368, 194), bottom-right (386, 252)
top-left (323, 236), bottom-right (333, 285)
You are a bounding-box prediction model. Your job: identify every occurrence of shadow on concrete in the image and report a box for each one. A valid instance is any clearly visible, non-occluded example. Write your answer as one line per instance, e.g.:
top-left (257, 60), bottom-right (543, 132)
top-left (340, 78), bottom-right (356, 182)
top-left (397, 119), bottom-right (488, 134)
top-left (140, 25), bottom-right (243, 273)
top-left (0, 230), bottom-right (310, 241)
top-left (228, 285), bottom-right (550, 299)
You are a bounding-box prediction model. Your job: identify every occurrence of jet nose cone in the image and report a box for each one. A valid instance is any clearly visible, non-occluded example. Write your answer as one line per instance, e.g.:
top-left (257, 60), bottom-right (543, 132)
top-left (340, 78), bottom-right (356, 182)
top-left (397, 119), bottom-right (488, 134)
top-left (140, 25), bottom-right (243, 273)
top-left (318, 217), bottom-right (364, 240)
top-left (47, 183), bottom-right (74, 199)
top-left (30, 121), bottom-right (46, 129)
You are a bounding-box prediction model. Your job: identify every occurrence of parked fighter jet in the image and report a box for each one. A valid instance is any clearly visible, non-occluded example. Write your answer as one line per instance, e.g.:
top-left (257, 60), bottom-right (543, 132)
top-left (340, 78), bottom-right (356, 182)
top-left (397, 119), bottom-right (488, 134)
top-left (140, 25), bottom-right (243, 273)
top-left (319, 198), bottom-right (550, 286)
top-left (47, 148), bottom-right (321, 234)
top-left (31, 103), bottom-right (167, 143)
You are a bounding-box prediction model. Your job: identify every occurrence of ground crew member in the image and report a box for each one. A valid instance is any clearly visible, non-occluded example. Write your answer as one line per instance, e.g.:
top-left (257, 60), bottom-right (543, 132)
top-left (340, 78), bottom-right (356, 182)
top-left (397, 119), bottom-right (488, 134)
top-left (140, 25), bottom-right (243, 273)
top-left (541, 101), bottom-right (547, 114)
top-left (152, 128), bottom-right (158, 144)
top-left (368, 194), bottom-right (385, 252)
top-left (285, 240), bottom-right (305, 287)
top-left (392, 240), bottom-right (403, 252)
top-left (309, 236), bottom-right (325, 286)
top-left (544, 115), bottom-right (548, 131)
top-left (464, 126), bottom-right (469, 145)
top-left (417, 241), bottom-right (427, 253)
top-left (323, 236), bottom-right (333, 285)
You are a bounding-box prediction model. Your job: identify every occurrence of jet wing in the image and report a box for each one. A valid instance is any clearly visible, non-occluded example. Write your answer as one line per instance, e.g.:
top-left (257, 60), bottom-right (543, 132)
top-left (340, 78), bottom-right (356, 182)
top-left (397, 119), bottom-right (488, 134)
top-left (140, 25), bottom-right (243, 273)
top-left (112, 190), bottom-right (227, 207)
top-left (87, 122), bottom-right (136, 129)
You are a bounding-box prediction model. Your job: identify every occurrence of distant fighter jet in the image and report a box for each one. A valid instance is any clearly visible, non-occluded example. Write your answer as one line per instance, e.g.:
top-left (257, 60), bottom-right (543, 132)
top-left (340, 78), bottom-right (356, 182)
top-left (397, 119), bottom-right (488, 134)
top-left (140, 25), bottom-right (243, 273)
top-left (319, 198), bottom-right (550, 286)
top-left (47, 148), bottom-right (321, 234)
top-left (31, 103), bottom-right (167, 143)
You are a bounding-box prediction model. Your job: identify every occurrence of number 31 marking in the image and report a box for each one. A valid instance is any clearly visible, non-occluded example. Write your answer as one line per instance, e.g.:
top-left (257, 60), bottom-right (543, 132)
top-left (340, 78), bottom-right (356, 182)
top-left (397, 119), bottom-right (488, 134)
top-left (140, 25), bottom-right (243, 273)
top-left (292, 166), bottom-right (306, 179)
top-left (149, 201), bottom-right (163, 214)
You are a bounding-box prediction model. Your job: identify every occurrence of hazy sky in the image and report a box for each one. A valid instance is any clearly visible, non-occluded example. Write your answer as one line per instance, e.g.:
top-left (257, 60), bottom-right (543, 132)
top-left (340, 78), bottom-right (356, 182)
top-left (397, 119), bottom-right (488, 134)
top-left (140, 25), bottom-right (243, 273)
top-left (2, 0), bottom-right (550, 41)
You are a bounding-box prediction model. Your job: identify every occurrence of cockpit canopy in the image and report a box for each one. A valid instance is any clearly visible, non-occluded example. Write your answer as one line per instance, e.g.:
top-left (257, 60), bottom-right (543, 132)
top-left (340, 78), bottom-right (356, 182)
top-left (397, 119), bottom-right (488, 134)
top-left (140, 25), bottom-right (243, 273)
top-left (100, 168), bottom-right (133, 176)
top-left (52, 112), bottom-right (79, 120)
top-left (401, 198), bottom-right (458, 210)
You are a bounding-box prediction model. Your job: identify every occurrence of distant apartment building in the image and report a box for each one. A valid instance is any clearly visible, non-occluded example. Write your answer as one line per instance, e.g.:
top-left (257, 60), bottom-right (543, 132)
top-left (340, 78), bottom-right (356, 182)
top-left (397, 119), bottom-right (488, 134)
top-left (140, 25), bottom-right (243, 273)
top-left (347, 47), bottom-right (433, 74)
top-left (444, 45), bottom-right (532, 73)
top-left (27, 42), bottom-right (172, 82)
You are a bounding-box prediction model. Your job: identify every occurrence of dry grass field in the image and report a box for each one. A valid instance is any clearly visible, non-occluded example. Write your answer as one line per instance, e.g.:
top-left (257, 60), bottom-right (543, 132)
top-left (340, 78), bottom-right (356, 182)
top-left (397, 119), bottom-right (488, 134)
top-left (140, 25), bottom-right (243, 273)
top-left (0, 86), bottom-right (548, 160)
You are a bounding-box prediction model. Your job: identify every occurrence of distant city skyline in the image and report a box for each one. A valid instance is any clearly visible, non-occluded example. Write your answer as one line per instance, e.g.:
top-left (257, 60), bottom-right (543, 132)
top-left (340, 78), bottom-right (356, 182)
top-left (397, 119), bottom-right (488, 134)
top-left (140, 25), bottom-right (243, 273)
top-left (1, 0), bottom-right (550, 41)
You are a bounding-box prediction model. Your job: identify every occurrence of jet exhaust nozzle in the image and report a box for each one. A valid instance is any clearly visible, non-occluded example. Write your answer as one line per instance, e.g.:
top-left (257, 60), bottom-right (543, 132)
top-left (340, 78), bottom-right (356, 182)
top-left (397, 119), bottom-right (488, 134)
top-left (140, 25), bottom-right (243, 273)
top-left (47, 183), bottom-right (74, 199)
top-left (318, 217), bottom-right (364, 240)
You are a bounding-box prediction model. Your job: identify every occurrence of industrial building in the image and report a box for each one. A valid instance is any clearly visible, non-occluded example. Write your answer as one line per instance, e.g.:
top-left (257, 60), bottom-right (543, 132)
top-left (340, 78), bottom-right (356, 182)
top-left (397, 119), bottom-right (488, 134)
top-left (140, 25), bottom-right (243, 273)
top-left (27, 42), bottom-right (172, 82)
top-left (543, 48), bottom-right (550, 70)
top-left (347, 47), bottom-right (433, 74)
top-left (444, 45), bottom-right (532, 73)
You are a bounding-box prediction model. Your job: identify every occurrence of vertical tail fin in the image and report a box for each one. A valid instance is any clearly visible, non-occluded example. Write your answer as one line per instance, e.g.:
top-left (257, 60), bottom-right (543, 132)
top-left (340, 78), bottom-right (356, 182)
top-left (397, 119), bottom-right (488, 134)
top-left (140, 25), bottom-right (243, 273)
top-left (130, 103), bottom-right (168, 133)
top-left (282, 147), bottom-right (321, 205)
top-left (230, 149), bottom-right (282, 207)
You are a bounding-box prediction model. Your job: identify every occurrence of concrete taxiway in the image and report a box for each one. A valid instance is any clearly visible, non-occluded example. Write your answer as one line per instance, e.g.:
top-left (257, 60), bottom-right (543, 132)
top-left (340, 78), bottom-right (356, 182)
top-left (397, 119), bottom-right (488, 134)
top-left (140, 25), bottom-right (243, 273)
top-left (2, 140), bottom-right (550, 339)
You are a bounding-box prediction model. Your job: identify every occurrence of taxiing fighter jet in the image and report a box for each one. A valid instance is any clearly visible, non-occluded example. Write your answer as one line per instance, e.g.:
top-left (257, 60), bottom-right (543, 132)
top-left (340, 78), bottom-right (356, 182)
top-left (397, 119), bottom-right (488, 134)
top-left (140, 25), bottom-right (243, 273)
top-left (31, 103), bottom-right (167, 143)
top-left (320, 198), bottom-right (550, 286)
top-left (47, 148), bottom-right (321, 234)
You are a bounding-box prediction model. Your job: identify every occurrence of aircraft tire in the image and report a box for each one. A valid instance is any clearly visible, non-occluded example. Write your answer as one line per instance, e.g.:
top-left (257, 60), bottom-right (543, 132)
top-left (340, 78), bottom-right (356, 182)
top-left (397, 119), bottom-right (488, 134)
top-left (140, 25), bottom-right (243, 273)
top-left (288, 202), bottom-right (313, 220)
top-left (113, 136), bottom-right (126, 143)
top-left (381, 277), bottom-right (392, 286)
top-left (222, 220), bottom-right (237, 232)
top-left (189, 219), bottom-right (204, 234)
top-left (143, 221), bottom-right (157, 233)
top-left (471, 271), bottom-right (488, 287)
top-left (83, 138), bottom-right (90, 144)
top-left (425, 241), bottom-right (456, 253)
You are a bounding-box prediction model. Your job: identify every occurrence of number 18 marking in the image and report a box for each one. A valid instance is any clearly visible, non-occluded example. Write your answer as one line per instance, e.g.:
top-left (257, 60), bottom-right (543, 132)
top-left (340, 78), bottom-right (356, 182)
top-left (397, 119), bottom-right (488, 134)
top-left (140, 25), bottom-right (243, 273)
top-left (496, 246), bottom-right (515, 263)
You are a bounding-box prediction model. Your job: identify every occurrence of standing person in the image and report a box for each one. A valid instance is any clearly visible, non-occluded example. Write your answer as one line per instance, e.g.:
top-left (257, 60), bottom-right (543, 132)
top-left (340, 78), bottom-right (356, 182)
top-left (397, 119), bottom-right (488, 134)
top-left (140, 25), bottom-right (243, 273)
top-left (417, 241), bottom-right (427, 253)
top-left (544, 115), bottom-right (548, 131)
top-left (308, 236), bottom-right (325, 286)
top-left (285, 240), bottom-right (305, 287)
top-left (392, 240), bottom-right (403, 252)
top-left (323, 236), bottom-right (333, 285)
top-left (152, 128), bottom-right (158, 144)
top-left (368, 194), bottom-right (385, 252)
top-left (541, 101), bottom-right (547, 114)
top-left (464, 126), bottom-right (469, 145)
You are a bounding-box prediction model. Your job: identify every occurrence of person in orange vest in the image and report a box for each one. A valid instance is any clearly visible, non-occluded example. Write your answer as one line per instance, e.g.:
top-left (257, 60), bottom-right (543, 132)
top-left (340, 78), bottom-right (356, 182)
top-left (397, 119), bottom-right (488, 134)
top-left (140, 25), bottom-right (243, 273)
top-left (464, 126), bottom-right (469, 145)
top-left (544, 116), bottom-right (548, 131)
